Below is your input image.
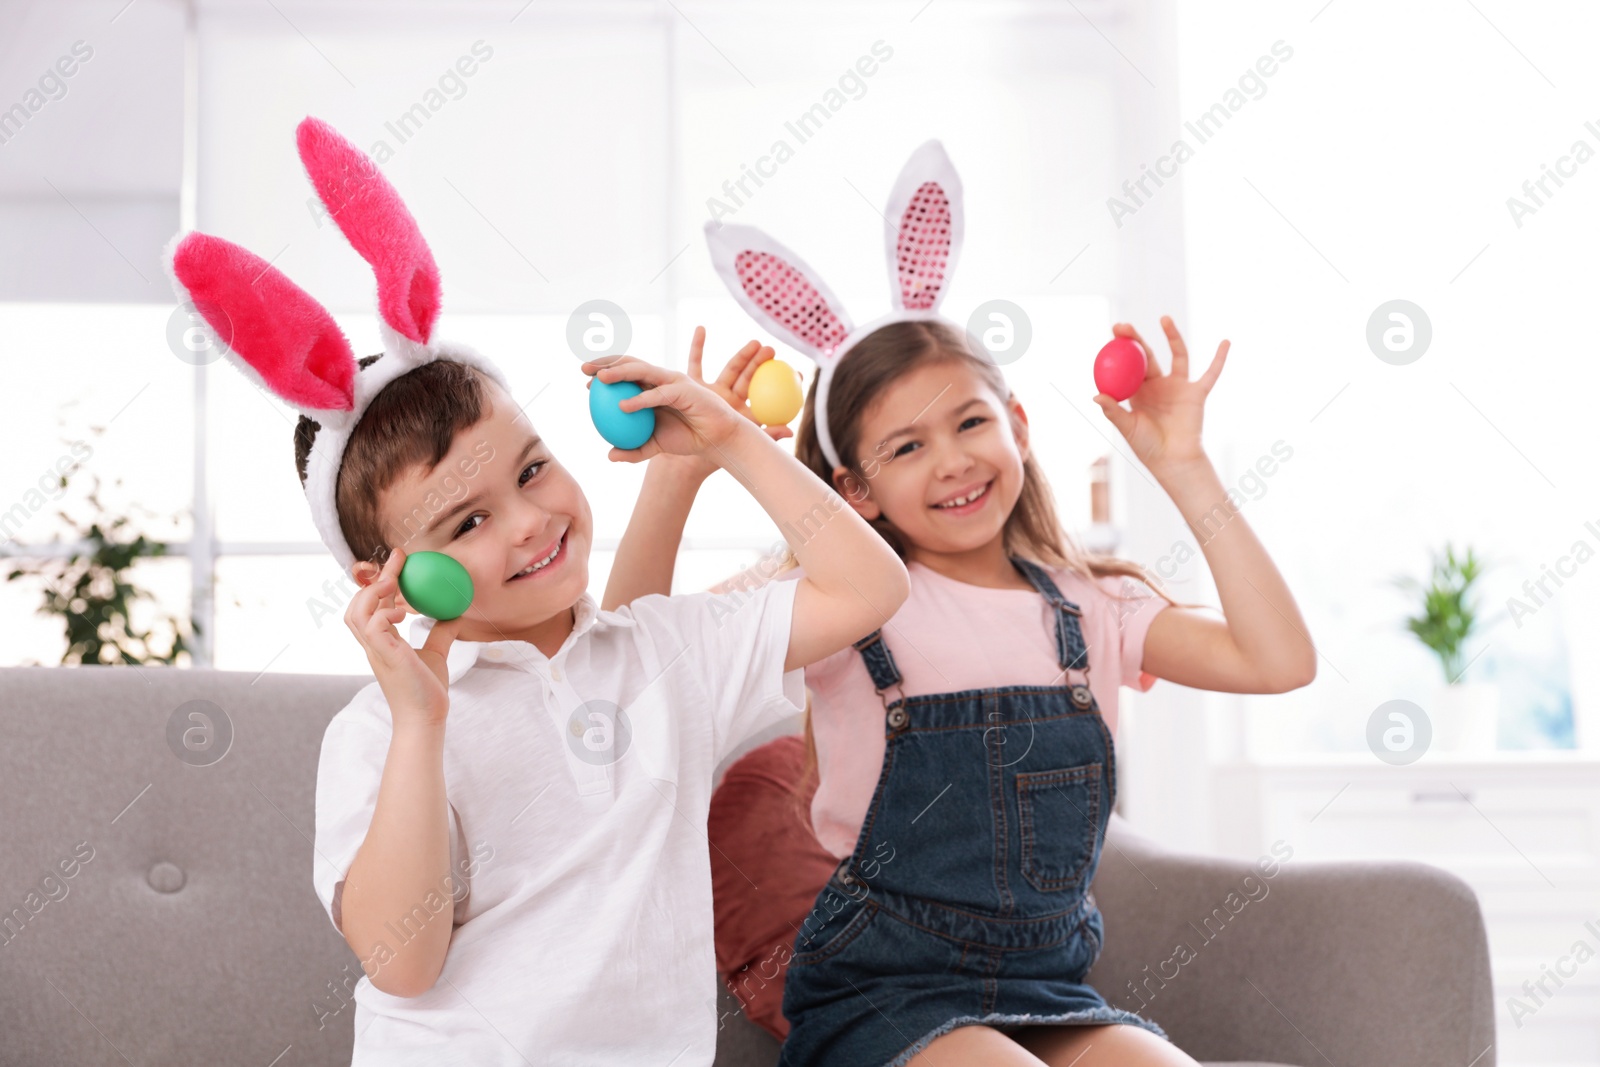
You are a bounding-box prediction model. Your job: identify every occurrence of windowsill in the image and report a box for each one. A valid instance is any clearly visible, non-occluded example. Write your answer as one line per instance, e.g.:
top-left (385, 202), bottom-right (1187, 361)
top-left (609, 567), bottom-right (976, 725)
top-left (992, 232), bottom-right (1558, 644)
top-left (1229, 748), bottom-right (1599, 769)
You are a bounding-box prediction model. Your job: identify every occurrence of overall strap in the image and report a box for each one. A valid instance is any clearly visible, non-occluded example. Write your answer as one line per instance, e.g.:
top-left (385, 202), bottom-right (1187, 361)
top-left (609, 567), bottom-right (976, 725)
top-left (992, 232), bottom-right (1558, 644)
top-left (852, 630), bottom-right (905, 705)
top-left (1009, 558), bottom-right (1090, 674)
top-left (851, 559), bottom-right (1090, 702)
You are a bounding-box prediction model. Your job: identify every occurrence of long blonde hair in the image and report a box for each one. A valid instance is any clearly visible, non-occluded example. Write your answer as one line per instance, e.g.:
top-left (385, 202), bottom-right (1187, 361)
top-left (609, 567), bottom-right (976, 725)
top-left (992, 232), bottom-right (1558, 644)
top-left (774, 319), bottom-right (1200, 795)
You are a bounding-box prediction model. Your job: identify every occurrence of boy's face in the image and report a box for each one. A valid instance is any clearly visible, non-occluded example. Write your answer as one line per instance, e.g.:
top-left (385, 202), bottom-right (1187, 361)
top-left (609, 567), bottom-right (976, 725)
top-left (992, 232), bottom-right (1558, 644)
top-left (365, 384), bottom-right (593, 645)
top-left (837, 358), bottom-right (1029, 562)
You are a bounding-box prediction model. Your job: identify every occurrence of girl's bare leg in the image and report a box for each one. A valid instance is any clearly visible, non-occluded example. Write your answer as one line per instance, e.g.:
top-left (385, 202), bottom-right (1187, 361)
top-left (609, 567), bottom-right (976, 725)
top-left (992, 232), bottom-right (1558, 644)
top-left (903, 1019), bottom-right (1197, 1066)
top-left (904, 1024), bottom-right (1048, 1066)
top-left (1013, 1022), bottom-right (1200, 1065)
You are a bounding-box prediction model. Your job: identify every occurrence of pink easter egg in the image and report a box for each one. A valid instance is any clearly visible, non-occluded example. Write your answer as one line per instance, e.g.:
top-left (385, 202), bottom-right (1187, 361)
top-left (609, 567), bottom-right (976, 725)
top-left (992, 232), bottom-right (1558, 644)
top-left (1094, 337), bottom-right (1146, 401)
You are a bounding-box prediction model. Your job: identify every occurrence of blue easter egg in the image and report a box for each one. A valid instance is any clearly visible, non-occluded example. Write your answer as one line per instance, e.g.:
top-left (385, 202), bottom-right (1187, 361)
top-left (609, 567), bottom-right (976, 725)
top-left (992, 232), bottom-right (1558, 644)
top-left (589, 377), bottom-right (656, 450)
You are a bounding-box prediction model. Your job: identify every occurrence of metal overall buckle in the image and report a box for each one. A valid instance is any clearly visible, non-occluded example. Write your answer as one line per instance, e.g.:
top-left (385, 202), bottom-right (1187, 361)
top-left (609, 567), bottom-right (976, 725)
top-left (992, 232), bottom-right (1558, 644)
top-left (833, 857), bottom-right (869, 900)
top-left (882, 685), bottom-right (909, 730)
top-left (1069, 665), bottom-right (1094, 709)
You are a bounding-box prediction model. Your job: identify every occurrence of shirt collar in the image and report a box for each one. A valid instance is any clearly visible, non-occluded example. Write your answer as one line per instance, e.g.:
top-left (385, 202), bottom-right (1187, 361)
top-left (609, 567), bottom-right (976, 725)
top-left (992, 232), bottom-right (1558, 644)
top-left (406, 592), bottom-right (602, 684)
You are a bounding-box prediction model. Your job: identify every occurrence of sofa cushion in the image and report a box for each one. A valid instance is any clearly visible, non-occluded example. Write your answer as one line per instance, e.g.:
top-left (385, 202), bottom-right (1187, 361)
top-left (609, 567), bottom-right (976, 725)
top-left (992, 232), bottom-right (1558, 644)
top-left (0, 667), bottom-right (367, 1065)
top-left (710, 734), bottom-right (838, 1040)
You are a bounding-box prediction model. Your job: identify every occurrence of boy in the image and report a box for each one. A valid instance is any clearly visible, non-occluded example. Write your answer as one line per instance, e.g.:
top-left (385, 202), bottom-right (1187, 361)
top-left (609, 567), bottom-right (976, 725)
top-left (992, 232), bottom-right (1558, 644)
top-left (314, 348), bottom-right (907, 1065)
top-left (166, 117), bottom-right (908, 1065)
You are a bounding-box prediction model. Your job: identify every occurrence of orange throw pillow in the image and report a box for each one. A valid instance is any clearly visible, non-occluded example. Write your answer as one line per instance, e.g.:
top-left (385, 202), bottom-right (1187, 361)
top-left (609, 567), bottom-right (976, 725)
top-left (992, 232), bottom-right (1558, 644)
top-left (709, 735), bottom-right (839, 1040)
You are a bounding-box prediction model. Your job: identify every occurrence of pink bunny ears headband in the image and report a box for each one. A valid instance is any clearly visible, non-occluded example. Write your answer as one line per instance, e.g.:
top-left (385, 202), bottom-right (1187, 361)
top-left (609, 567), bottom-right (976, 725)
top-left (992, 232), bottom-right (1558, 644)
top-left (704, 139), bottom-right (968, 471)
top-left (165, 117), bottom-right (509, 572)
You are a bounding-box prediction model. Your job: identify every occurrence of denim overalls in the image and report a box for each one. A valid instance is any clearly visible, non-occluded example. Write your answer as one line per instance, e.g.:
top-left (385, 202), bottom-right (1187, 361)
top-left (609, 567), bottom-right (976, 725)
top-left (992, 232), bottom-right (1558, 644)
top-left (778, 558), bottom-right (1167, 1067)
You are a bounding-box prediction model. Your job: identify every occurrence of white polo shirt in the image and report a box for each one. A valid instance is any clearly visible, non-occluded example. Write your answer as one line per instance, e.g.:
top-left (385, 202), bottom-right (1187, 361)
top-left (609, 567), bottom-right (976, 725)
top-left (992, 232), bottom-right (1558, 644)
top-left (312, 579), bottom-right (804, 1066)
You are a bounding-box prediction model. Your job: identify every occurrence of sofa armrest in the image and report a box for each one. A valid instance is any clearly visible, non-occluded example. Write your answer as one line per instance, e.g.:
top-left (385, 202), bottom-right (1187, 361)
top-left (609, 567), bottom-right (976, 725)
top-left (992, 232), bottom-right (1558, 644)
top-left (1087, 815), bottom-right (1496, 1067)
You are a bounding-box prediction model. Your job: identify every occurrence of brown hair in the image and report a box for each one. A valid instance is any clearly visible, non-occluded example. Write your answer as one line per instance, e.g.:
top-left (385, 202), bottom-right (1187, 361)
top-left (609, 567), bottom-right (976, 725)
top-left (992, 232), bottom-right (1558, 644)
top-left (295, 356), bottom-right (493, 566)
top-left (783, 319), bottom-right (1200, 792)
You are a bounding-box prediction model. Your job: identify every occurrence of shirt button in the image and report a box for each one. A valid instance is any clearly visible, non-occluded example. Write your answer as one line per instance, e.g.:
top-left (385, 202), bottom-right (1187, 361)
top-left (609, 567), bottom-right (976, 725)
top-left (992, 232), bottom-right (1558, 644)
top-left (569, 718), bottom-right (584, 737)
top-left (551, 666), bottom-right (562, 682)
top-left (486, 649), bottom-right (503, 661)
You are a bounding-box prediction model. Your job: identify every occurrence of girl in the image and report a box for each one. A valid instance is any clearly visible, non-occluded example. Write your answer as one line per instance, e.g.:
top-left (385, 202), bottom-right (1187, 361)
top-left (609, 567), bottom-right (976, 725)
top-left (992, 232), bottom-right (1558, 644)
top-left (605, 144), bottom-right (1315, 1067)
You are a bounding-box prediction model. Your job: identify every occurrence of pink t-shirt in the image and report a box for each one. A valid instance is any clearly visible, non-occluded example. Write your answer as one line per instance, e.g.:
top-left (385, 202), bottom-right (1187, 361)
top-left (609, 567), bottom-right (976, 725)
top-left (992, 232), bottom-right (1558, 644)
top-left (790, 560), bottom-right (1168, 859)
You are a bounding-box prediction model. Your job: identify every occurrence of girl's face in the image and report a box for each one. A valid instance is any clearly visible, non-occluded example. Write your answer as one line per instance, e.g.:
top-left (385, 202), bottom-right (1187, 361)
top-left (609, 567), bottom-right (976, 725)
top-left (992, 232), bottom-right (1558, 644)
top-left (835, 358), bottom-right (1030, 563)
top-left (367, 386), bottom-right (593, 645)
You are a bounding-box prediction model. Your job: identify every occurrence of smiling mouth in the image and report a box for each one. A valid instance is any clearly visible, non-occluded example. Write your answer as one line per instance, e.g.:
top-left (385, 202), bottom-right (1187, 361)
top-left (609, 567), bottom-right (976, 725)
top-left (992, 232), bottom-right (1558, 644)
top-left (931, 480), bottom-right (992, 511)
top-left (508, 531), bottom-right (567, 582)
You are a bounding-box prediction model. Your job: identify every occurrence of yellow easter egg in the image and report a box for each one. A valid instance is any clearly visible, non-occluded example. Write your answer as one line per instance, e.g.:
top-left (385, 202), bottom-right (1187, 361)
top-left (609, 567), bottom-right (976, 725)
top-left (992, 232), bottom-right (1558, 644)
top-left (748, 358), bottom-right (804, 426)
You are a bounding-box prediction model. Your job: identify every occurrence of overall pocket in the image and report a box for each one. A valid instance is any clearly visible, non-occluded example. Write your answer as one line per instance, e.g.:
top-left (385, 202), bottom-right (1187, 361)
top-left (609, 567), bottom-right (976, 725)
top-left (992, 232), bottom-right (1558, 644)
top-left (1015, 763), bottom-right (1103, 894)
top-left (790, 897), bottom-right (879, 967)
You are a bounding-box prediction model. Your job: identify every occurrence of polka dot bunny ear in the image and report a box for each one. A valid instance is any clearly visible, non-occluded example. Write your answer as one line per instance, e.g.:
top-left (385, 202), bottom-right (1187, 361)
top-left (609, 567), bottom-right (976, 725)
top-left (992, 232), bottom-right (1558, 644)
top-left (703, 222), bottom-right (855, 365)
top-left (702, 139), bottom-right (964, 359)
top-left (702, 139), bottom-right (967, 472)
top-left (884, 140), bottom-right (963, 313)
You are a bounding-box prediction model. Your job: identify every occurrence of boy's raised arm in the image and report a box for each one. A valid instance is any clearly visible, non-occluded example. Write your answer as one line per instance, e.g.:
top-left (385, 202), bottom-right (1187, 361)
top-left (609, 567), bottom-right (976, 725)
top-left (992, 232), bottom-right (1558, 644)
top-left (583, 352), bottom-right (909, 672)
top-left (600, 328), bottom-right (793, 612)
top-left (601, 459), bottom-right (708, 611)
top-left (717, 418), bottom-right (908, 670)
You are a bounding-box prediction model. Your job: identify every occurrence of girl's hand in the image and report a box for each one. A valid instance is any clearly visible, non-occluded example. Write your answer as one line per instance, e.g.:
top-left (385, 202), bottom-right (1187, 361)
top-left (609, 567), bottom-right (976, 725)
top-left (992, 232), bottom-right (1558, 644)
top-left (1093, 315), bottom-right (1228, 475)
top-left (581, 349), bottom-right (762, 466)
top-left (346, 547), bottom-right (465, 732)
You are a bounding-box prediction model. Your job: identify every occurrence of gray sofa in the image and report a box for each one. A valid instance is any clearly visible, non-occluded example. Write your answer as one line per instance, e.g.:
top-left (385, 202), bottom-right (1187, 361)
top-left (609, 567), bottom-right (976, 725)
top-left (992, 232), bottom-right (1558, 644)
top-left (0, 667), bottom-right (1495, 1066)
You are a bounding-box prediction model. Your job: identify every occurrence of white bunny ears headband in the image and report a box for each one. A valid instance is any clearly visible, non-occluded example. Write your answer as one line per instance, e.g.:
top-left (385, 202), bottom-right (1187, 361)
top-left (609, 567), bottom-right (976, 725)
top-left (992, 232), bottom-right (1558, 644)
top-left (165, 117), bottom-right (509, 572)
top-left (704, 139), bottom-right (968, 471)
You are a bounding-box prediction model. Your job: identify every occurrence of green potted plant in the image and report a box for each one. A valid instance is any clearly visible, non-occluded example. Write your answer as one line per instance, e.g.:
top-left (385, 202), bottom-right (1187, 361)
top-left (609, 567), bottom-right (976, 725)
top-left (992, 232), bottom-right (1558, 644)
top-left (1393, 543), bottom-right (1496, 750)
top-left (4, 440), bottom-right (192, 667)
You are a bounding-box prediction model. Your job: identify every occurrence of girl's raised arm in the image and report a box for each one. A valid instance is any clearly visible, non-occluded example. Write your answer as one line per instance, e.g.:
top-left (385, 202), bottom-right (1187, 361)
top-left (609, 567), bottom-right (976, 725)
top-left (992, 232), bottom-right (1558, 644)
top-left (1097, 316), bottom-right (1316, 694)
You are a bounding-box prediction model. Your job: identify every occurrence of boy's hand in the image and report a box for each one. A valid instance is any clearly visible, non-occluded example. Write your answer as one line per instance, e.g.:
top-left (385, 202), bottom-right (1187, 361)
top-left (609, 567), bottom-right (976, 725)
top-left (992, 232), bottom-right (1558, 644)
top-left (581, 348), bottom-right (765, 467)
top-left (590, 327), bottom-right (794, 483)
top-left (346, 547), bottom-right (466, 732)
top-left (1093, 315), bottom-right (1228, 477)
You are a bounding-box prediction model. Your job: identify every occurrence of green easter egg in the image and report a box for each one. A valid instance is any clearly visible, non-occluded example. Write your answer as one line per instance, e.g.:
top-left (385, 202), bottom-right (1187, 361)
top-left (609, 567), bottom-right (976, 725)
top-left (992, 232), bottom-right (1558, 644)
top-left (399, 551), bottom-right (474, 621)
